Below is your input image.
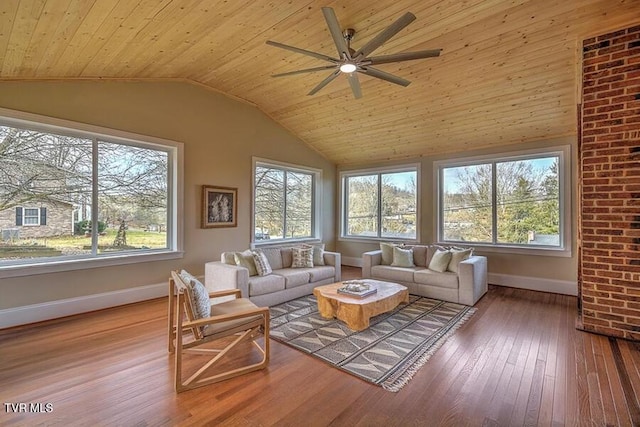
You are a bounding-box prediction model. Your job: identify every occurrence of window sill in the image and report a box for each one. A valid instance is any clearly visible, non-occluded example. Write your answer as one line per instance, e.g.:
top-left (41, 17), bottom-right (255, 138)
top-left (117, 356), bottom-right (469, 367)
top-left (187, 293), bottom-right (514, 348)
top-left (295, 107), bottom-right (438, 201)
top-left (0, 250), bottom-right (185, 279)
top-left (338, 236), bottom-right (419, 245)
top-left (437, 242), bottom-right (572, 258)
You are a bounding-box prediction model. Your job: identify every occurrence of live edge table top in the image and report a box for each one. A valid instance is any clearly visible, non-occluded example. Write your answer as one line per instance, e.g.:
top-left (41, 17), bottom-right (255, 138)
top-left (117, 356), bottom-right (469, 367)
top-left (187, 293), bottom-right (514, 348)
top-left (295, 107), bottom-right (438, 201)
top-left (313, 280), bottom-right (409, 331)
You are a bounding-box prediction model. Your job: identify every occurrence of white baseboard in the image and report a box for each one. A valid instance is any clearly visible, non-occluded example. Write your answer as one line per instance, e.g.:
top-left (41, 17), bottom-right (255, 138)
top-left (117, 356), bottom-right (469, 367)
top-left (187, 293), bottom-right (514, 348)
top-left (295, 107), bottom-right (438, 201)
top-left (488, 273), bottom-right (577, 296)
top-left (342, 256), bottom-right (363, 267)
top-left (0, 281), bottom-right (168, 329)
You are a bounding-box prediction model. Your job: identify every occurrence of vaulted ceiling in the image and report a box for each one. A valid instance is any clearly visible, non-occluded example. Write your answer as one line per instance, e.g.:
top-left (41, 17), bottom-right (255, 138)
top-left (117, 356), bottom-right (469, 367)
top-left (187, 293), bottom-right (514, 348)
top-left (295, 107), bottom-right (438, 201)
top-left (1, 0), bottom-right (638, 165)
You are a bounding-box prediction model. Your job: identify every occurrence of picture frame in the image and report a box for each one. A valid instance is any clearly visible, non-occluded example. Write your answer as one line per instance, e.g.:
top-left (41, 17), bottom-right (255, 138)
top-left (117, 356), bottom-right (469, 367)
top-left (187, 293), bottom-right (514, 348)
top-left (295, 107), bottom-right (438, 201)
top-left (201, 185), bottom-right (237, 228)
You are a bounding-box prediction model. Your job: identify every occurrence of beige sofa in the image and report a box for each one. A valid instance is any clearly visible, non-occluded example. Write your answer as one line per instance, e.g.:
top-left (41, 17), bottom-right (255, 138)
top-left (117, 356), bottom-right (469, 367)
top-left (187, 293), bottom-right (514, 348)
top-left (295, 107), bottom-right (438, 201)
top-left (362, 245), bottom-right (487, 306)
top-left (205, 246), bottom-right (341, 307)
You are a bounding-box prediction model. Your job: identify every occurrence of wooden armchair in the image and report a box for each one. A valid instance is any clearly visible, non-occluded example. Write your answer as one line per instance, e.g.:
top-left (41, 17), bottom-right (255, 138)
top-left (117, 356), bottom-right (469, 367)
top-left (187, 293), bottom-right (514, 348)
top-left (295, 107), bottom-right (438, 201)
top-left (168, 270), bottom-right (270, 392)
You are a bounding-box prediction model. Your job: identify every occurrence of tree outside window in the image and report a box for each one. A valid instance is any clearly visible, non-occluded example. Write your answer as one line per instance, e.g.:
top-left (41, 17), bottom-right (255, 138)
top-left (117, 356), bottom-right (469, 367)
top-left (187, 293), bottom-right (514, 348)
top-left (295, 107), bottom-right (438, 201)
top-left (254, 162), bottom-right (317, 242)
top-left (343, 169), bottom-right (418, 240)
top-left (440, 154), bottom-right (562, 247)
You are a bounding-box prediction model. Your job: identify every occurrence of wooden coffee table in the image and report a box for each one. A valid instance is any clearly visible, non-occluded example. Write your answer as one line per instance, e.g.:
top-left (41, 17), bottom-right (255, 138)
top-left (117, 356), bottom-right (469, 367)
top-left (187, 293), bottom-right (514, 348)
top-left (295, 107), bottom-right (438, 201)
top-left (313, 280), bottom-right (409, 331)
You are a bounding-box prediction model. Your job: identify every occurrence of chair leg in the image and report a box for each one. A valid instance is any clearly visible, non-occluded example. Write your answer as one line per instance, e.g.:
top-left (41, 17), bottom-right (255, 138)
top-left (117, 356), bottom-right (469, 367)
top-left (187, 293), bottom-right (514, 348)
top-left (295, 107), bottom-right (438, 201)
top-left (168, 278), bottom-right (176, 353)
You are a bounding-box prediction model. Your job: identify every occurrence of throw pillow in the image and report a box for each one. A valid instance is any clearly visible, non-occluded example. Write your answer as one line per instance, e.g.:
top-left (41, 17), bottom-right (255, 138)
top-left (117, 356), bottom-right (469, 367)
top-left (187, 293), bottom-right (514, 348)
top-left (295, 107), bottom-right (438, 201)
top-left (178, 270), bottom-right (210, 320)
top-left (303, 243), bottom-right (325, 266)
top-left (252, 249), bottom-right (273, 276)
top-left (234, 249), bottom-right (258, 276)
top-left (428, 249), bottom-right (452, 273)
top-left (447, 248), bottom-right (473, 273)
top-left (291, 246), bottom-right (313, 268)
top-left (391, 246), bottom-right (415, 267)
top-left (380, 242), bottom-right (397, 265)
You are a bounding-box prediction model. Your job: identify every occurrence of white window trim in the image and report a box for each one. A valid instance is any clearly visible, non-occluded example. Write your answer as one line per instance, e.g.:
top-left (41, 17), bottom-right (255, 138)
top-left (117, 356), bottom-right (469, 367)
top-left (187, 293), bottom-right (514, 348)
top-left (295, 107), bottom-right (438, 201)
top-left (251, 157), bottom-right (322, 246)
top-left (434, 145), bottom-right (572, 257)
top-left (0, 107), bottom-right (184, 278)
top-left (20, 207), bottom-right (42, 226)
top-left (339, 164), bottom-right (421, 243)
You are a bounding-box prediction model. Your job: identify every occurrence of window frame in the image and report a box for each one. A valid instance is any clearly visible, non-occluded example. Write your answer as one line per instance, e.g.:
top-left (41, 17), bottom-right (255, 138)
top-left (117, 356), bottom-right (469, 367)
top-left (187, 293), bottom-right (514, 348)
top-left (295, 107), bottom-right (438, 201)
top-left (339, 164), bottom-right (420, 243)
top-left (435, 145), bottom-right (572, 257)
top-left (251, 157), bottom-right (322, 246)
top-left (0, 107), bottom-right (184, 279)
top-left (22, 208), bottom-right (40, 226)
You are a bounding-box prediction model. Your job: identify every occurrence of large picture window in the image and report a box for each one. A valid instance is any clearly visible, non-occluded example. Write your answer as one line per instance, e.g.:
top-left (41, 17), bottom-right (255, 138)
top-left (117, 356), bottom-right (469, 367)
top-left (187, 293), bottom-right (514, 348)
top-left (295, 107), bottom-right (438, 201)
top-left (0, 109), bottom-right (182, 276)
top-left (437, 147), bottom-right (569, 252)
top-left (253, 159), bottom-right (320, 242)
top-left (341, 167), bottom-right (418, 240)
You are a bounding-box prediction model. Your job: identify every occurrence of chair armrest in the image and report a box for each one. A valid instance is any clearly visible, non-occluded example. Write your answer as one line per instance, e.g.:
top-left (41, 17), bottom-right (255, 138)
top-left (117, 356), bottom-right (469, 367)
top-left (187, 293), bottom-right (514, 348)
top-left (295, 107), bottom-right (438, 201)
top-left (323, 251), bottom-right (342, 282)
top-left (362, 250), bottom-right (382, 278)
top-left (184, 306), bottom-right (270, 328)
top-left (208, 289), bottom-right (242, 299)
top-left (205, 261), bottom-right (250, 298)
top-left (457, 256), bottom-right (488, 306)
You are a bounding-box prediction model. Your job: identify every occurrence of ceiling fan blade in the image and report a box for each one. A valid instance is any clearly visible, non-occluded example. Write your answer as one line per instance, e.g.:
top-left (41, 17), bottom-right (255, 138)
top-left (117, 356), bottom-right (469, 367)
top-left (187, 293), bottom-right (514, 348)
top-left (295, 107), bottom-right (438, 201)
top-left (353, 12), bottom-right (416, 59)
top-left (346, 72), bottom-right (362, 99)
top-left (359, 66), bottom-right (410, 87)
top-left (272, 65), bottom-right (337, 77)
top-left (266, 40), bottom-right (338, 63)
top-left (368, 49), bottom-right (442, 65)
top-left (321, 7), bottom-right (351, 59)
top-left (308, 70), bottom-right (341, 95)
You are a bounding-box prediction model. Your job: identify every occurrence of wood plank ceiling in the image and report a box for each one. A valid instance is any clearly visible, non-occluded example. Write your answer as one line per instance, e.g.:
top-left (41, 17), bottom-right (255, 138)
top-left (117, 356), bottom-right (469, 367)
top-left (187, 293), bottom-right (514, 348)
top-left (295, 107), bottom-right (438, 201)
top-left (0, 0), bottom-right (638, 165)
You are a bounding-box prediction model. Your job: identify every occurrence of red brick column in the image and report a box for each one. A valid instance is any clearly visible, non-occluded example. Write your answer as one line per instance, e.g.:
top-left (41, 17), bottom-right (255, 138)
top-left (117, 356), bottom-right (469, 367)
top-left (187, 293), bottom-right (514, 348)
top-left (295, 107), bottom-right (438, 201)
top-left (579, 24), bottom-right (640, 340)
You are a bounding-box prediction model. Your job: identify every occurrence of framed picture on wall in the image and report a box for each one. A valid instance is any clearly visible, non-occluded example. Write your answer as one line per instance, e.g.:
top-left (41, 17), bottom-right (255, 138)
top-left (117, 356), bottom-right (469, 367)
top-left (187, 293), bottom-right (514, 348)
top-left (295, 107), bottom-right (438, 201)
top-left (202, 185), bottom-right (237, 228)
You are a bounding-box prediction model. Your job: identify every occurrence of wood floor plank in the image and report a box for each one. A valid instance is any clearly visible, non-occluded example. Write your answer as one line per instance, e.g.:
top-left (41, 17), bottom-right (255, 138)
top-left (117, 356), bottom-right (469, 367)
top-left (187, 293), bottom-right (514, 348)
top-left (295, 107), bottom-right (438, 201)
top-left (1, 267), bottom-right (639, 426)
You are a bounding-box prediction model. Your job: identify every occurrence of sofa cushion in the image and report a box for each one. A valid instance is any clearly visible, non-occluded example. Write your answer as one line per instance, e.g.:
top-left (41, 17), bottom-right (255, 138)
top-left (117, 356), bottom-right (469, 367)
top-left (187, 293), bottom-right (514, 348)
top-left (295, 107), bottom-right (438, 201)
top-left (428, 249), bottom-right (452, 273)
top-left (292, 246), bottom-right (313, 268)
top-left (252, 250), bottom-right (273, 276)
top-left (411, 245), bottom-right (428, 267)
top-left (281, 248), bottom-right (293, 268)
top-left (391, 246), bottom-right (415, 267)
top-left (380, 242), bottom-right (397, 265)
top-left (371, 265), bottom-right (423, 283)
top-left (261, 247), bottom-right (284, 270)
top-left (306, 265), bottom-right (335, 282)
top-left (275, 268), bottom-right (311, 288)
top-left (303, 243), bottom-right (325, 266)
top-left (414, 269), bottom-right (459, 289)
top-left (221, 252), bottom-right (236, 265)
top-left (234, 249), bottom-right (258, 276)
top-left (248, 274), bottom-right (286, 296)
top-left (447, 248), bottom-right (473, 273)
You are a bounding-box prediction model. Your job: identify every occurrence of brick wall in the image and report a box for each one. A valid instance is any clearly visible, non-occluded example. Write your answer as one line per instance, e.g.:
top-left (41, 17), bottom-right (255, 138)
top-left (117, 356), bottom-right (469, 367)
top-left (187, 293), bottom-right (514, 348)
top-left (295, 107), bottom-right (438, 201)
top-left (579, 24), bottom-right (640, 340)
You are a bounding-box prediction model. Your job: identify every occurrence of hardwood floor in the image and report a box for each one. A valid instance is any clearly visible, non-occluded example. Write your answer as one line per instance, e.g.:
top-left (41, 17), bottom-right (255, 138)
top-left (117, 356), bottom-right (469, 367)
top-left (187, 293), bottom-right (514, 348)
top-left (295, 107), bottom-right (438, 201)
top-left (1, 266), bottom-right (639, 426)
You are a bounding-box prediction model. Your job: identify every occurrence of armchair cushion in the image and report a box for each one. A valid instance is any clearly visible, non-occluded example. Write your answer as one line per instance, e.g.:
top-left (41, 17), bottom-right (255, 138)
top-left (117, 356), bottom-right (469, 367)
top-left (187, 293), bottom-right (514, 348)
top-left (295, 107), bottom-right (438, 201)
top-left (204, 298), bottom-right (264, 337)
top-left (179, 270), bottom-right (210, 320)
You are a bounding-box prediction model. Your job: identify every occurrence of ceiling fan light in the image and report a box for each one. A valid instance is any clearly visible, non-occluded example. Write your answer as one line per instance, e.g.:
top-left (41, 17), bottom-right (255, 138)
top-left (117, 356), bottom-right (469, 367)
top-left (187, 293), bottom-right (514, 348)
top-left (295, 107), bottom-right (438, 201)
top-left (339, 63), bottom-right (357, 73)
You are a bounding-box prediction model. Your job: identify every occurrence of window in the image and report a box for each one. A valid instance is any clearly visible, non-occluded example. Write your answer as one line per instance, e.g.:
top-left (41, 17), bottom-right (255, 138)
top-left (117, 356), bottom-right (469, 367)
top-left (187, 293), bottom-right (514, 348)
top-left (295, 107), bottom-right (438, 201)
top-left (0, 108), bottom-right (183, 276)
top-left (15, 207), bottom-right (47, 226)
top-left (437, 146), bottom-right (570, 253)
top-left (341, 166), bottom-right (419, 240)
top-left (253, 159), bottom-right (320, 243)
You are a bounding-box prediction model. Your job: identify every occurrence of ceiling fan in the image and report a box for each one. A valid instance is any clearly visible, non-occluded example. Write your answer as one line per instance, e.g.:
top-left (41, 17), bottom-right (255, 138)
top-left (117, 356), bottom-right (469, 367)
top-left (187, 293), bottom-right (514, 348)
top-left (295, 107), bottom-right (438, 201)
top-left (266, 7), bottom-right (442, 99)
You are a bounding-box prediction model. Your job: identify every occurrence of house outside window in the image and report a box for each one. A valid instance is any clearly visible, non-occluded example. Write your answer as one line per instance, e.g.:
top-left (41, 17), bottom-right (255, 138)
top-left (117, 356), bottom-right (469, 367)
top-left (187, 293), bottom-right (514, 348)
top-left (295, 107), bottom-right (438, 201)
top-left (436, 146), bottom-right (570, 255)
top-left (341, 166), bottom-right (419, 241)
top-left (0, 108), bottom-right (183, 277)
top-left (253, 158), bottom-right (321, 243)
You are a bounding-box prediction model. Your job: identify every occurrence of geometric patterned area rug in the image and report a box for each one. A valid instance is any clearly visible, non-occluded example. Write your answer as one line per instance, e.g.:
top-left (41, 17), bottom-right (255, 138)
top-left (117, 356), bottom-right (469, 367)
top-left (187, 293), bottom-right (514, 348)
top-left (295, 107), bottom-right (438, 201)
top-left (269, 294), bottom-right (476, 392)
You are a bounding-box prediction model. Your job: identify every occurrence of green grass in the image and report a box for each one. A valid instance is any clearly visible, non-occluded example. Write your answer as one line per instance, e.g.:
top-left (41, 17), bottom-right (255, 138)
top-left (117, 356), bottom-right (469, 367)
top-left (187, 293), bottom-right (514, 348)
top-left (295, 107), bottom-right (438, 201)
top-left (2, 229), bottom-right (167, 254)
